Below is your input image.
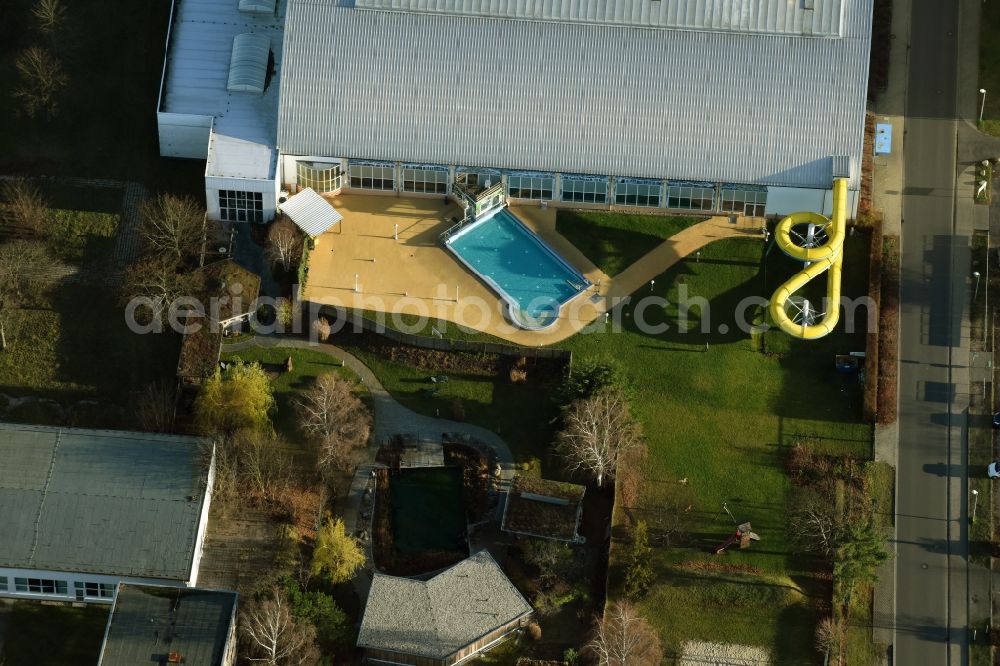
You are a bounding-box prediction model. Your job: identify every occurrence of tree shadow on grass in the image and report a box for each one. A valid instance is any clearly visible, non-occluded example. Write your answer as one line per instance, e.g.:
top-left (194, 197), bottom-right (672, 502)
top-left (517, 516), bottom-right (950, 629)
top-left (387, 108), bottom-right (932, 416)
top-left (52, 283), bottom-right (181, 401)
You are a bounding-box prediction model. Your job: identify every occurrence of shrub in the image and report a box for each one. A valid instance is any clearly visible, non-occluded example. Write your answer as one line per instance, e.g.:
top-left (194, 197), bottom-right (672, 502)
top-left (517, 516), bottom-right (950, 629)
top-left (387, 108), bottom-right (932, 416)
top-left (563, 648), bottom-right (579, 665)
top-left (624, 521), bottom-right (654, 598)
top-left (312, 316), bottom-right (331, 341)
top-left (553, 357), bottom-right (625, 406)
top-left (527, 622), bottom-right (542, 641)
top-left (510, 367), bottom-right (528, 383)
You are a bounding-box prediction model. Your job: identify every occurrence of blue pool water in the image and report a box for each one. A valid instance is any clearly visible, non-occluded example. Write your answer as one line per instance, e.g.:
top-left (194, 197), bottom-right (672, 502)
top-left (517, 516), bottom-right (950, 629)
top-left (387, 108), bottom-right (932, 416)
top-left (446, 209), bottom-right (589, 323)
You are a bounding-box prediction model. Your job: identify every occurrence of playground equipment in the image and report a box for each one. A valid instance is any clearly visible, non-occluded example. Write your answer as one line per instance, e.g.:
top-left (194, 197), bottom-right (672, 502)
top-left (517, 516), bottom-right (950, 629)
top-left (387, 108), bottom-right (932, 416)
top-left (768, 178), bottom-right (849, 339)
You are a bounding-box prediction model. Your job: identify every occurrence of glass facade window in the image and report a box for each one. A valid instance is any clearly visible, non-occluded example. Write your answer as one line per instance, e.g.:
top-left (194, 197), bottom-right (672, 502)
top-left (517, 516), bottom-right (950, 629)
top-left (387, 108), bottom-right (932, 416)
top-left (402, 167), bottom-right (449, 194)
top-left (74, 581), bottom-right (116, 599)
top-left (507, 174), bottom-right (554, 200)
top-left (219, 190), bottom-right (264, 223)
top-left (14, 578), bottom-right (68, 595)
top-left (667, 184), bottom-right (716, 211)
top-left (615, 180), bottom-right (661, 207)
top-left (561, 176), bottom-right (608, 204)
top-left (349, 164), bottom-right (395, 191)
top-left (296, 161), bottom-right (342, 192)
top-left (0, 576), bottom-right (6, 590)
top-left (720, 187), bottom-right (767, 217)
top-left (456, 168), bottom-right (501, 190)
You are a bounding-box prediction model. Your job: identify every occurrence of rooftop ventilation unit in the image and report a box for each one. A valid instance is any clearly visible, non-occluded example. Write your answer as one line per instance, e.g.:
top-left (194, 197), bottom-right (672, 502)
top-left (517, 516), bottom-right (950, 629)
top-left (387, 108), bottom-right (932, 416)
top-left (227, 33), bottom-right (270, 94)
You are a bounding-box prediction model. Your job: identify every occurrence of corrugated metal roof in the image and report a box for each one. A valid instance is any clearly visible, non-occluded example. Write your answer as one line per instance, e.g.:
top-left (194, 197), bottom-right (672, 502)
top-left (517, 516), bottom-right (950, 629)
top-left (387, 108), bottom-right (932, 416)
top-left (354, 0), bottom-right (846, 37)
top-left (227, 33), bottom-right (271, 93)
top-left (161, 0), bottom-right (284, 178)
top-left (358, 551), bottom-right (532, 660)
top-left (280, 187), bottom-right (343, 236)
top-left (99, 585), bottom-right (237, 666)
top-left (0, 424), bottom-right (211, 581)
top-left (277, 0), bottom-right (872, 189)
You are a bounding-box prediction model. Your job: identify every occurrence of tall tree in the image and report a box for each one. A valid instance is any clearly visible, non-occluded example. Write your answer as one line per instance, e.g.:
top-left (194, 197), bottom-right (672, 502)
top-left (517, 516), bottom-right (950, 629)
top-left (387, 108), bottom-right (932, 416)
top-left (241, 588), bottom-right (320, 666)
top-left (586, 601), bottom-right (663, 666)
top-left (194, 360), bottom-right (275, 436)
top-left (296, 373), bottom-right (371, 474)
top-left (1, 178), bottom-right (48, 236)
top-left (32, 0), bottom-right (67, 34)
top-left (833, 515), bottom-right (889, 606)
top-left (788, 490), bottom-right (842, 560)
top-left (121, 255), bottom-right (194, 327)
top-left (266, 218), bottom-right (303, 272)
top-left (138, 193), bottom-right (204, 262)
top-left (13, 47), bottom-right (67, 119)
top-left (311, 517), bottom-right (365, 585)
top-left (555, 388), bottom-right (643, 487)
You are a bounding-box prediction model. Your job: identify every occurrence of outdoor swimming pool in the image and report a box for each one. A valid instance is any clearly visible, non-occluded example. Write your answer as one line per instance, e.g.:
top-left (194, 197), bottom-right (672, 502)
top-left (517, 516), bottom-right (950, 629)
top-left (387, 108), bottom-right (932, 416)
top-left (445, 208), bottom-right (591, 328)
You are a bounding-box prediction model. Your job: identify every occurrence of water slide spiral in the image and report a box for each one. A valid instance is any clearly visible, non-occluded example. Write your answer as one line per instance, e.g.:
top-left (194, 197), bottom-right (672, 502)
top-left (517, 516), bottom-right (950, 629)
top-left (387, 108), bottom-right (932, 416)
top-left (767, 178), bottom-right (848, 339)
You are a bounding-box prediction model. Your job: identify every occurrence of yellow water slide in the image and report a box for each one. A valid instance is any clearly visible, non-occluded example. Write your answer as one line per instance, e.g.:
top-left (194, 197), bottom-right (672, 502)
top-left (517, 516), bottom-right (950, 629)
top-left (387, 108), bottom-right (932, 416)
top-left (768, 178), bottom-right (849, 339)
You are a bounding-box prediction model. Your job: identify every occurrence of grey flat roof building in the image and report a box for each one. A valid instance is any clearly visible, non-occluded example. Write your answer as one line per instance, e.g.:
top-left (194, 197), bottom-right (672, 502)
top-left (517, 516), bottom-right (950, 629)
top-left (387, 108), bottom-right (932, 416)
top-left (98, 584), bottom-right (238, 666)
top-left (278, 0), bottom-right (873, 189)
top-left (0, 424), bottom-right (211, 581)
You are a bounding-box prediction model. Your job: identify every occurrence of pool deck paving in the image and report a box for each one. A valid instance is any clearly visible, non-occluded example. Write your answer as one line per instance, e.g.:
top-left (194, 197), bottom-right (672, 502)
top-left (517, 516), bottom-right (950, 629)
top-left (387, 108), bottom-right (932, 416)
top-left (303, 193), bottom-right (764, 346)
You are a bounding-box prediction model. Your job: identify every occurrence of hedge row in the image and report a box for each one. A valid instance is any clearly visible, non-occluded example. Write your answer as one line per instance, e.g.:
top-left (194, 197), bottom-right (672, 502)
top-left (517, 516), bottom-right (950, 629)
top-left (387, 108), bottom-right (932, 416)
top-left (876, 235), bottom-right (900, 425)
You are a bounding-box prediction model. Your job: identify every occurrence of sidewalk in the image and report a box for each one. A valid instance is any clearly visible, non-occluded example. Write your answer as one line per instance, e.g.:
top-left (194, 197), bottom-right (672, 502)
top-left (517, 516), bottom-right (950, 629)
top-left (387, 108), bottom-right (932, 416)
top-left (869, 0), bottom-right (912, 651)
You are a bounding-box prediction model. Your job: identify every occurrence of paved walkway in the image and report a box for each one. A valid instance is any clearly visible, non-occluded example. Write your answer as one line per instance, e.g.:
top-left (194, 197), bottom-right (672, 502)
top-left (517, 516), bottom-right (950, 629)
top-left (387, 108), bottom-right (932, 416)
top-left (302, 193), bottom-right (764, 346)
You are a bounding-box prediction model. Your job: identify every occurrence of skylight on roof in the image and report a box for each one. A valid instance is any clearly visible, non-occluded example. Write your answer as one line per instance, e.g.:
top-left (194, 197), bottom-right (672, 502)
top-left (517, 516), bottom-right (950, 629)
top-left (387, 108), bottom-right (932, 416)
top-left (227, 33), bottom-right (270, 94)
top-left (239, 0), bottom-right (276, 14)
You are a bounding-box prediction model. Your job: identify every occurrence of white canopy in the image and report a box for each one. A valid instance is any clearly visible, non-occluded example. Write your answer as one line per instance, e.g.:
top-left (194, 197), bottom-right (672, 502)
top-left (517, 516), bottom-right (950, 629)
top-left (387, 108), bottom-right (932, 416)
top-left (280, 188), bottom-right (343, 237)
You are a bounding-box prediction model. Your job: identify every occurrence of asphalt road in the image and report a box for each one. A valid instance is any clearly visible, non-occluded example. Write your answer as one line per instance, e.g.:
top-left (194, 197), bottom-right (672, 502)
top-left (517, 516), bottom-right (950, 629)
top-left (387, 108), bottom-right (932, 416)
top-left (895, 0), bottom-right (968, 663)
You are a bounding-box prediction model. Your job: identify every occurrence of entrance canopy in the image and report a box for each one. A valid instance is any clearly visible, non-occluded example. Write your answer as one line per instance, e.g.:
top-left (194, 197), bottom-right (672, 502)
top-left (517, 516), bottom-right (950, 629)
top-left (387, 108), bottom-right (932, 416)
top-left (280, 187), bottom-right (343, 237)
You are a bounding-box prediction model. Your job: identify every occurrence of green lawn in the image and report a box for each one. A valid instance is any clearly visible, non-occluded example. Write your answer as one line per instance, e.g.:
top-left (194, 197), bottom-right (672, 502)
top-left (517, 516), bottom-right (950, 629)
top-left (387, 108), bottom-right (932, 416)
top-left (980, 1), bottom-right (1000, 136)
top-left (0, 601), bottom-right (109, 665)
top-left (343, 227), bottom-right (874, 661)
top-left (555, 210), bottom-right (704, 276)
top-left (333, 344), bottom-right (557, 466)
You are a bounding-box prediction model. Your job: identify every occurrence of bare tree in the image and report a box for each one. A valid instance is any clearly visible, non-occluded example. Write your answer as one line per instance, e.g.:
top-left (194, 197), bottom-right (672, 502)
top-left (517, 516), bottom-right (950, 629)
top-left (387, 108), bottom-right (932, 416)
top-left (296, 373), bottom-right (371, 474)
top-left (266, 218), bottom-right (303, 272)
top-left (121, 255), bottom-right (194, 327)
top-left (138, 193), bottom-right (204, 262)
top-left (555, 388), bottom-right (643, 488)
top-left (234, 430), bottom-right (292, 506)
top-left (1, 179), bottom-right (48, 236)
top-left (789, 491), bottom-right (842, 560)
top-left (13, 47), bottom-right (67, 119)
top-left (815, 616), bottom-right (844, 664)
top-left (586, 601), bottom-right (663, 666)
top-left (33, 0), bottom-right (67, 34)
top-left (135, 381), bottom-right (177, 433)
top-left (241, 588), bottom-right (320, 666)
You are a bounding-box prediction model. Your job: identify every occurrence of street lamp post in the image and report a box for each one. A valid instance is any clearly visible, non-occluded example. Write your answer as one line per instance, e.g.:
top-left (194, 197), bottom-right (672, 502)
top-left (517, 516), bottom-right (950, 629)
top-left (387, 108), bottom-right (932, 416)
top-left (974, 271), bottom-right (981, 300)
top-left (980, 88), bottom-right (988, 124)
top-left (972, 489), bottom-right (979, 524)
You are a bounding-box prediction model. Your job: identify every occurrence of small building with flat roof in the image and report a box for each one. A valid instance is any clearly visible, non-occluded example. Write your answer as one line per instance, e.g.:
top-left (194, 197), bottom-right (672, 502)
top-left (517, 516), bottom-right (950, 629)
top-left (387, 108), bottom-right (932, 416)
top-left (98, 584), bottom-right (238, 666)
top-left (0, 424), bottom-right (214, 603)
top-left (358, 550), bottom-right (533, 665)
top-left (501, 476), bottom-right (586, 543)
